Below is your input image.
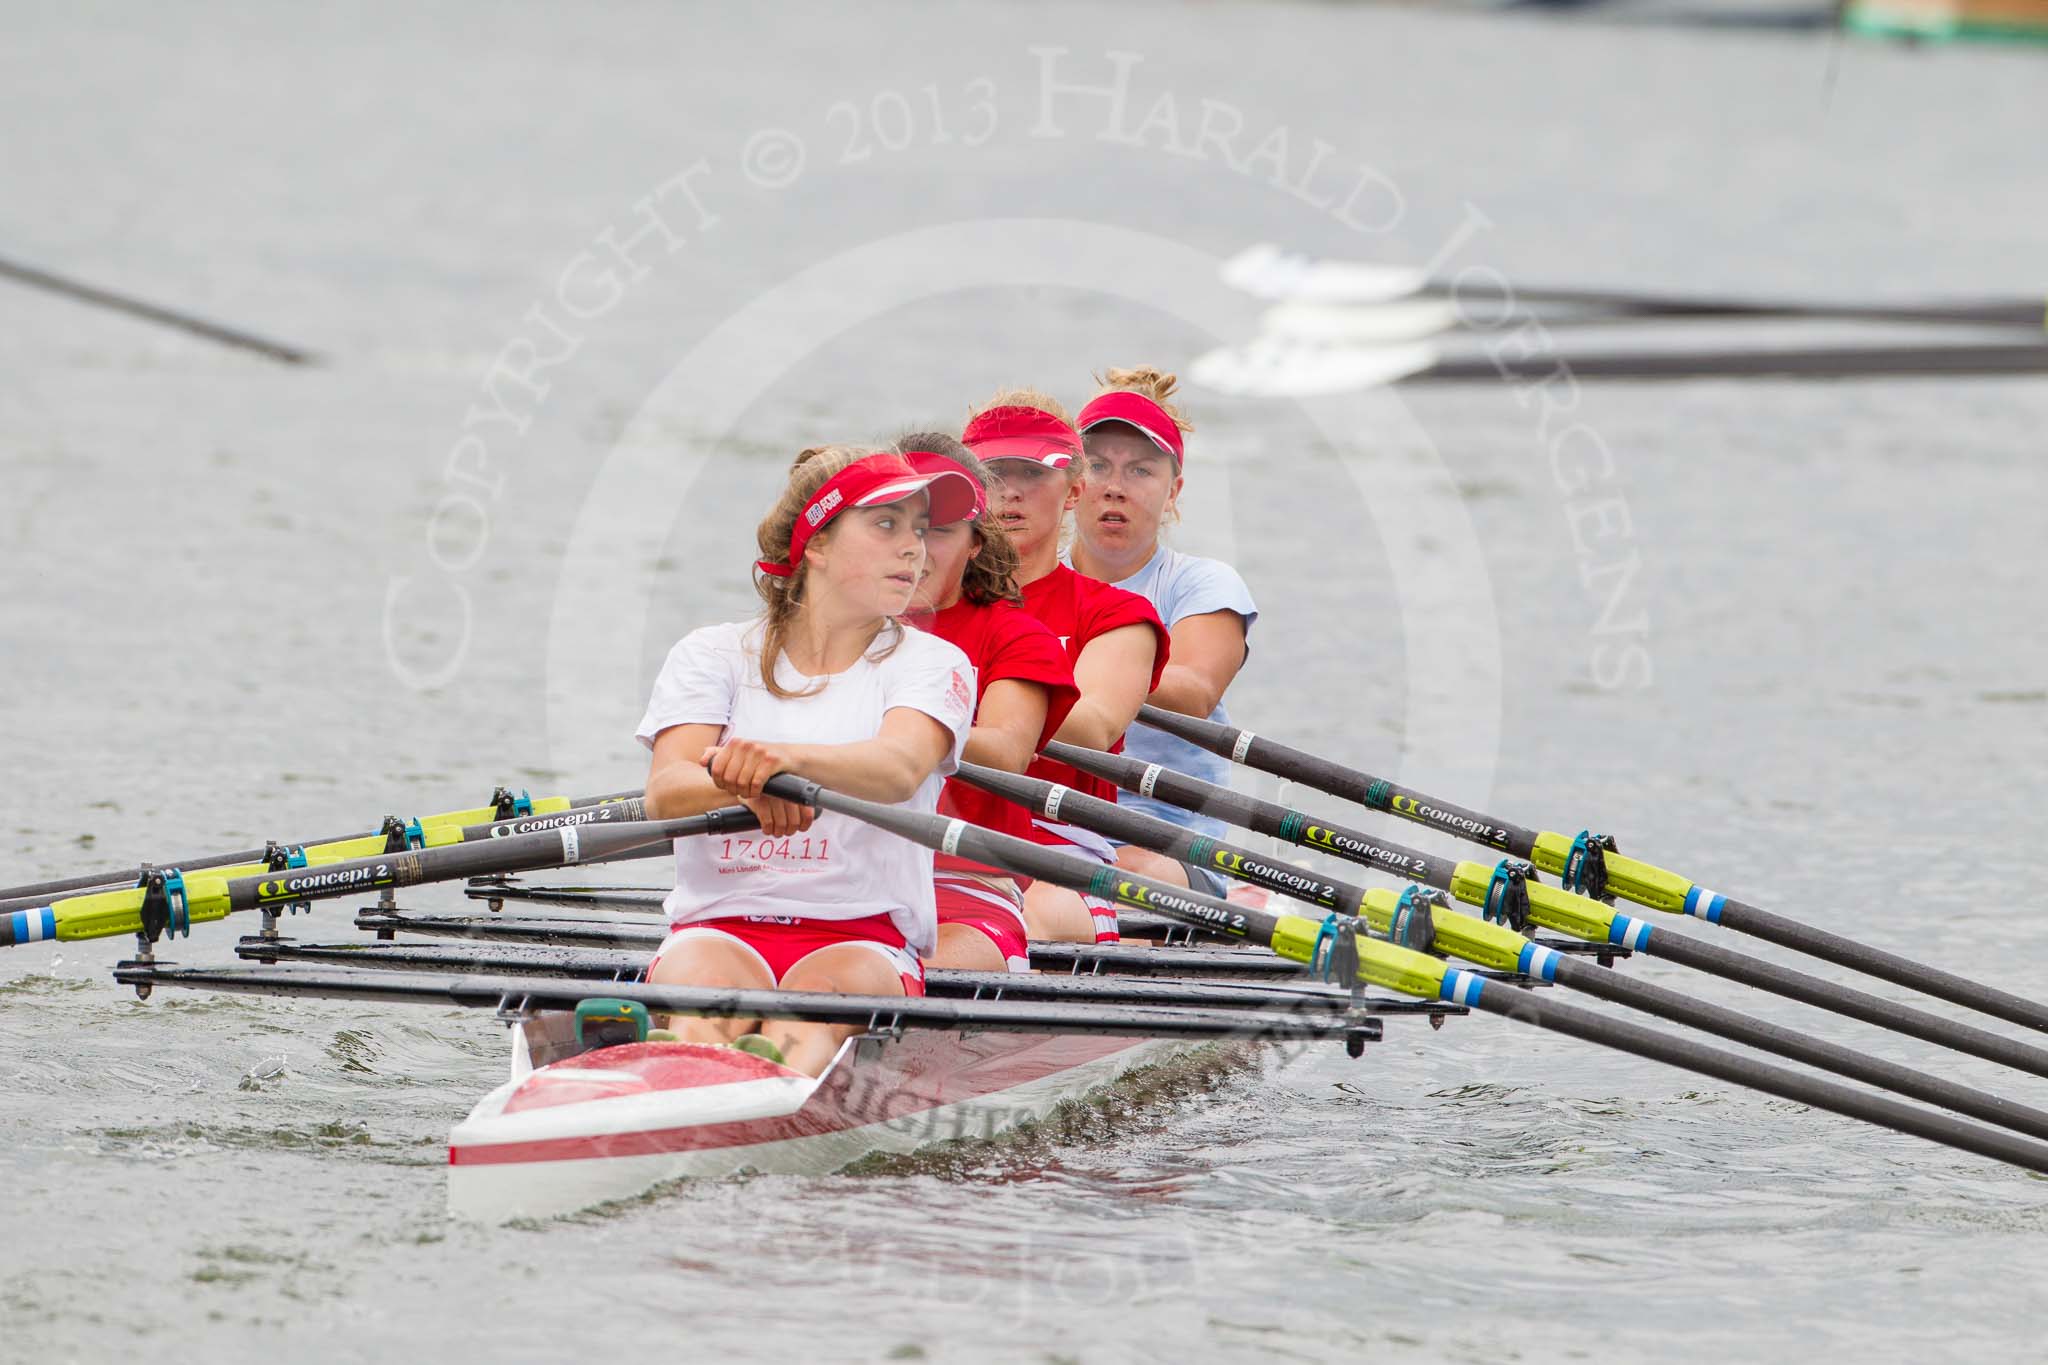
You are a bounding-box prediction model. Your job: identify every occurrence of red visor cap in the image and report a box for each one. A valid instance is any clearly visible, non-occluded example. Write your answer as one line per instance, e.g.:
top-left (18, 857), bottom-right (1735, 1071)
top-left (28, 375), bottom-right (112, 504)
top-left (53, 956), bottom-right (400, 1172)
top-left (1076, 391), bottom-right (1185, 465)
top-left (961, 405), bottom-right (1080, 469)
top-left (757, 452), bottom-right (981, 578)
top-left (901, 451), bottom-right (988, 520)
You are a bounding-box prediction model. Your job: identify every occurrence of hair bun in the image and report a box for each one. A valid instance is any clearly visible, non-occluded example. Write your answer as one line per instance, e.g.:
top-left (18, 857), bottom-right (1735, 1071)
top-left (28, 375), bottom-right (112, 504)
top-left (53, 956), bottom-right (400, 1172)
top-left (1091, 366), bottom-right (1192, 434)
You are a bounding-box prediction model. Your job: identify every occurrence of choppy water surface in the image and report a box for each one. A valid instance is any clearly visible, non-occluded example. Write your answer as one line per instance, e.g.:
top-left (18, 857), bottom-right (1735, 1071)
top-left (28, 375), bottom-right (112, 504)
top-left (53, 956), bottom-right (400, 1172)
top-left (3, 3), bottom-right (2046, 1360)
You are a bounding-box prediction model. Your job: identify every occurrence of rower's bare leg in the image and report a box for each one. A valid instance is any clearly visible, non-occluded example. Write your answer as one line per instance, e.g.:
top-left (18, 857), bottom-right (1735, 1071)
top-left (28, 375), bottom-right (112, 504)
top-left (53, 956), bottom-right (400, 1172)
top-left (771, 944), bottom-right (910, 1076)
top-left (1021, 882), bottom-right (1098, 942)
top-left (927, 922), bottom-right (1009, 973)
top-left (1107, 847), bottom-right (1187, 944)
top-left (1116, 845), bottom-right (1190, 887)
top-left (644, 937), bottom-right (770, 1045)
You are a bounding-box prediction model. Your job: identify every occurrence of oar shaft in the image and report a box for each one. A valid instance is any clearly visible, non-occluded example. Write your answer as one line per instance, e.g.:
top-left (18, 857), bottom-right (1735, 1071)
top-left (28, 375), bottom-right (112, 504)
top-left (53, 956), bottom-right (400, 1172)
top-left (1040, 740), bottom-right (1459, 885)
top-left (1132, 707), bottom-right (1533, 853)
top-left (235, 937), bottom-right (1422, 1015)
top-left (1430, 281), bottom-right (2048, 329)
top-left (956, 762), bottom-right (1367, 915)
top-left (1407, 341), bottom-right (2048, 384)
top-left (772, 774), bottom-right (2048, 1177)
top-left (1233, 250), bottom-right (2048, 329)
top-left (1643, 931), bottom-right (2048, 1081)
top-left (1477, 985), bottom-right (2048, 1177)
top-left (4, 807), bottom-right (757, 948)
top-left (974, 760), bottom-right (2048, 1144)
top-left (0, 255), bottom-right (318, 364)
top-left (1132, 707), bottom-right (2048, 1037)
top-left (113, 963), bottom-right (1378, 1043)
top-left (0, 788), bottom-right (643, 909)
top-left (784, 785), bottom-right (1269, 948)
top-left (1553, 957), bottom-right (2048, 1143)
top-left (1705, 896), bottom-right (2048, 1034)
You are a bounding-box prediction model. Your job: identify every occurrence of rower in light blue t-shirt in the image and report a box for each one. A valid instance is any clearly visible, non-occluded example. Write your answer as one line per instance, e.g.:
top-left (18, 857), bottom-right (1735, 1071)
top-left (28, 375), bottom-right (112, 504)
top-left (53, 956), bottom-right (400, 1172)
top-left (1068, 543), bottom-right (1258, 894)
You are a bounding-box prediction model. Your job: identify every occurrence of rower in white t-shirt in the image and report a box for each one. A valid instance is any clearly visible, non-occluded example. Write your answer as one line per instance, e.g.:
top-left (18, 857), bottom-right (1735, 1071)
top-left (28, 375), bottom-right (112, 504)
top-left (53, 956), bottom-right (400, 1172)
top-left (1069, 367), bottom-right (1259, 900)
top-left (638, 446), bottom-right (980, 1076)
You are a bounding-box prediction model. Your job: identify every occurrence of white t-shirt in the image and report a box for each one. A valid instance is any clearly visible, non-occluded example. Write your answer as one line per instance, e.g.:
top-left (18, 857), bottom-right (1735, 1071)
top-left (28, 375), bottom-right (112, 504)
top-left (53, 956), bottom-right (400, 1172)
top-left (634, 619), bottom-right (976, 955)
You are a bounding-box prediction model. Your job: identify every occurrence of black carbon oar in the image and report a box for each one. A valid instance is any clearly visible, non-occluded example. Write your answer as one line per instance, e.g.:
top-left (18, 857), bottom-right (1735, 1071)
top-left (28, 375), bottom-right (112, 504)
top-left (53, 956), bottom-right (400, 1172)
top-left (229, 937), bottom-right (1456, 1020)
top-left (8, 806), bottom-right (756, 952)
top-left (350, 907), bottom-right (1406, 982)
top-left (1191, 336), bottom-right (2048, 396)
top-left (111, 962), bottom-right (1386, 1046)
top-left (957, 762), bottom-right (2048, 1145)
top-left (1133, 705), bottom-right (2048, 1035)
top-left (1222, 245), bottom-right (2048, 329)
top-left (757, 773), bottom-right (2048, 1178)
top-left (1414, 339), bottom-right (2048, 382)
top-left (0, 788), bottom-right (643, 911)
top-left (0, 254), bottom-right (318, 364)
top-left (1047, 739), bottom-right (2048, 1083)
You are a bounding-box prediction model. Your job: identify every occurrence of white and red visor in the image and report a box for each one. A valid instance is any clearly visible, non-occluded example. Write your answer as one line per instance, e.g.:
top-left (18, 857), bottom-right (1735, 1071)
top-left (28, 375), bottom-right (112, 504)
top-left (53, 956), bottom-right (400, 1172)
top-left (1076, 391), bottom-right (1185, 465)
top-left (962, 405), bottom-right (1081, 468)
top-left (757, 452), bottom-right (980, 578)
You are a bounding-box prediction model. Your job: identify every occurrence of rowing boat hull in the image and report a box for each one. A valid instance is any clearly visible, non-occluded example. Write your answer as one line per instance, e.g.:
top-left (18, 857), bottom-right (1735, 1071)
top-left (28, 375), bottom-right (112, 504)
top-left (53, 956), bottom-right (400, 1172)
top-left (447, 1029), bottom-right (1184, 1222)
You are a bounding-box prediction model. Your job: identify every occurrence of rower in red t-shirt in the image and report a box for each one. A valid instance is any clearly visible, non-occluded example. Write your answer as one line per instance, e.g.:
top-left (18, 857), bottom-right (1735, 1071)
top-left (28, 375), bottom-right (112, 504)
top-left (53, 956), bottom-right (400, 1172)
top-left (896, 433), bottom-right (1080, 973)
top-left (961, 390), bottom-right (1169, 945)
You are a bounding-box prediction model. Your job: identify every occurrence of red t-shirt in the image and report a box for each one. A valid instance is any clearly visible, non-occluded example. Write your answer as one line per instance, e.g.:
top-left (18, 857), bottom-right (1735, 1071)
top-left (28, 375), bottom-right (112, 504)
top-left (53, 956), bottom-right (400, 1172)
top-left (1016, 565), bottom-right (1170, 826)
top-left (912, 598), bottom-right (1080, 868)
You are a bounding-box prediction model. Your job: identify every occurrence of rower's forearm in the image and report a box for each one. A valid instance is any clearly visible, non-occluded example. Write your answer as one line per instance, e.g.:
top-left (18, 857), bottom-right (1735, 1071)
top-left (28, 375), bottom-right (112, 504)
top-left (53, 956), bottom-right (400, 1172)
top-left (962, 724), bottom-right (1036, 774)
top-left (1147, 665), bottom-right (1225, 719)
top-left (783, 741), bottom-right (930, 804)
top-left (1049, 699), bottom-right (1128, 753)
top-left (644, 767), bottom-right (732, 821)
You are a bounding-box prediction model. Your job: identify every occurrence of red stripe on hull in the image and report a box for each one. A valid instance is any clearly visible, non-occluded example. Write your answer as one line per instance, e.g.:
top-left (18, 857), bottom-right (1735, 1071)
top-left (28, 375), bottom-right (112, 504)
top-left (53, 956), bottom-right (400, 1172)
top-left (450, 1031), bottom-right (1151, 1168)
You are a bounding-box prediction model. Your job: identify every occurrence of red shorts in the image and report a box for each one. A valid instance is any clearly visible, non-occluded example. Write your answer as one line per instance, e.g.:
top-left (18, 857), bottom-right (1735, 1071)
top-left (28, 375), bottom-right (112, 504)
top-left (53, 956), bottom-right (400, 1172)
top-left (652, 913), bottom-right (926, 996)
top-left (935, 875), bottom-right (1031, 972)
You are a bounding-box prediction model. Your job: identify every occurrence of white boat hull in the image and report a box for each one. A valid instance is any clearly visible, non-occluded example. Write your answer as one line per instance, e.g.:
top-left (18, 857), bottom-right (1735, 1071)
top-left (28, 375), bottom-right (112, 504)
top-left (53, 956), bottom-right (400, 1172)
top-left (447, 1029), bottom-right (1185, 1222)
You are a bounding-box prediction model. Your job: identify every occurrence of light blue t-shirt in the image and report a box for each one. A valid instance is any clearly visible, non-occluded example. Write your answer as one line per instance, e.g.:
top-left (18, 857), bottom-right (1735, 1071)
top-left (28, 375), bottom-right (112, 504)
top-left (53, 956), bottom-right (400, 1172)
top-left (1072, 545), bottom-right (1258, 840)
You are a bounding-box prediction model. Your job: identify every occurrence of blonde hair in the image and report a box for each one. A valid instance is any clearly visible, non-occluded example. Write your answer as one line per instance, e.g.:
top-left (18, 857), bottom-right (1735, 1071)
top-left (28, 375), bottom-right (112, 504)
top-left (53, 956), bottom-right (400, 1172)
top-left (891, 432), bottom-right (1022, 607)
top-left (752, 444), bottom-right (902, 698)
top-left (1087, 366), bottom-right (1194, 436)
top-left (974, 385), bottom-right (1073, 425)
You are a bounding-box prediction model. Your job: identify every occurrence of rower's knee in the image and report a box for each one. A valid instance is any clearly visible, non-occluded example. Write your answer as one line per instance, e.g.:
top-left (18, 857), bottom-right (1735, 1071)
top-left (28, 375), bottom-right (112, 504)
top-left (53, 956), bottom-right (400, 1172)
top-left (1021, 883), bottom-right (1096, 943)
top-left (779, 943), bottom-right (910, 998)
top-left (767, 946), bottom-right (910, 1076)
top-left (1115, 845), bottom-right (1189, 887)
top-left (645, 935), bottom-right (771, 1044)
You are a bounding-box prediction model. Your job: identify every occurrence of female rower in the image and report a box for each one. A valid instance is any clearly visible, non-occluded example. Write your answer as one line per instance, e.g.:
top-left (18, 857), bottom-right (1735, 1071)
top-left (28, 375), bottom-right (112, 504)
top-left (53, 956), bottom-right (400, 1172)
top-left (638, 446), bottom-right (981, 1075)
top-left (1069, 367), bottom-right (1257, 899)
top-left (961, 390), bottom-right (1168, 945)
top-left (896, 433), bottom-right (1080, 973)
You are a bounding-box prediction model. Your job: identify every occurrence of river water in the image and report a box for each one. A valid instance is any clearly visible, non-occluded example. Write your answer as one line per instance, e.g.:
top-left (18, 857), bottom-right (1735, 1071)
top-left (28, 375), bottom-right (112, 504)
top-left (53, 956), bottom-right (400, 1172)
top-left (3, 2), bottom-right (2046, 1361)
